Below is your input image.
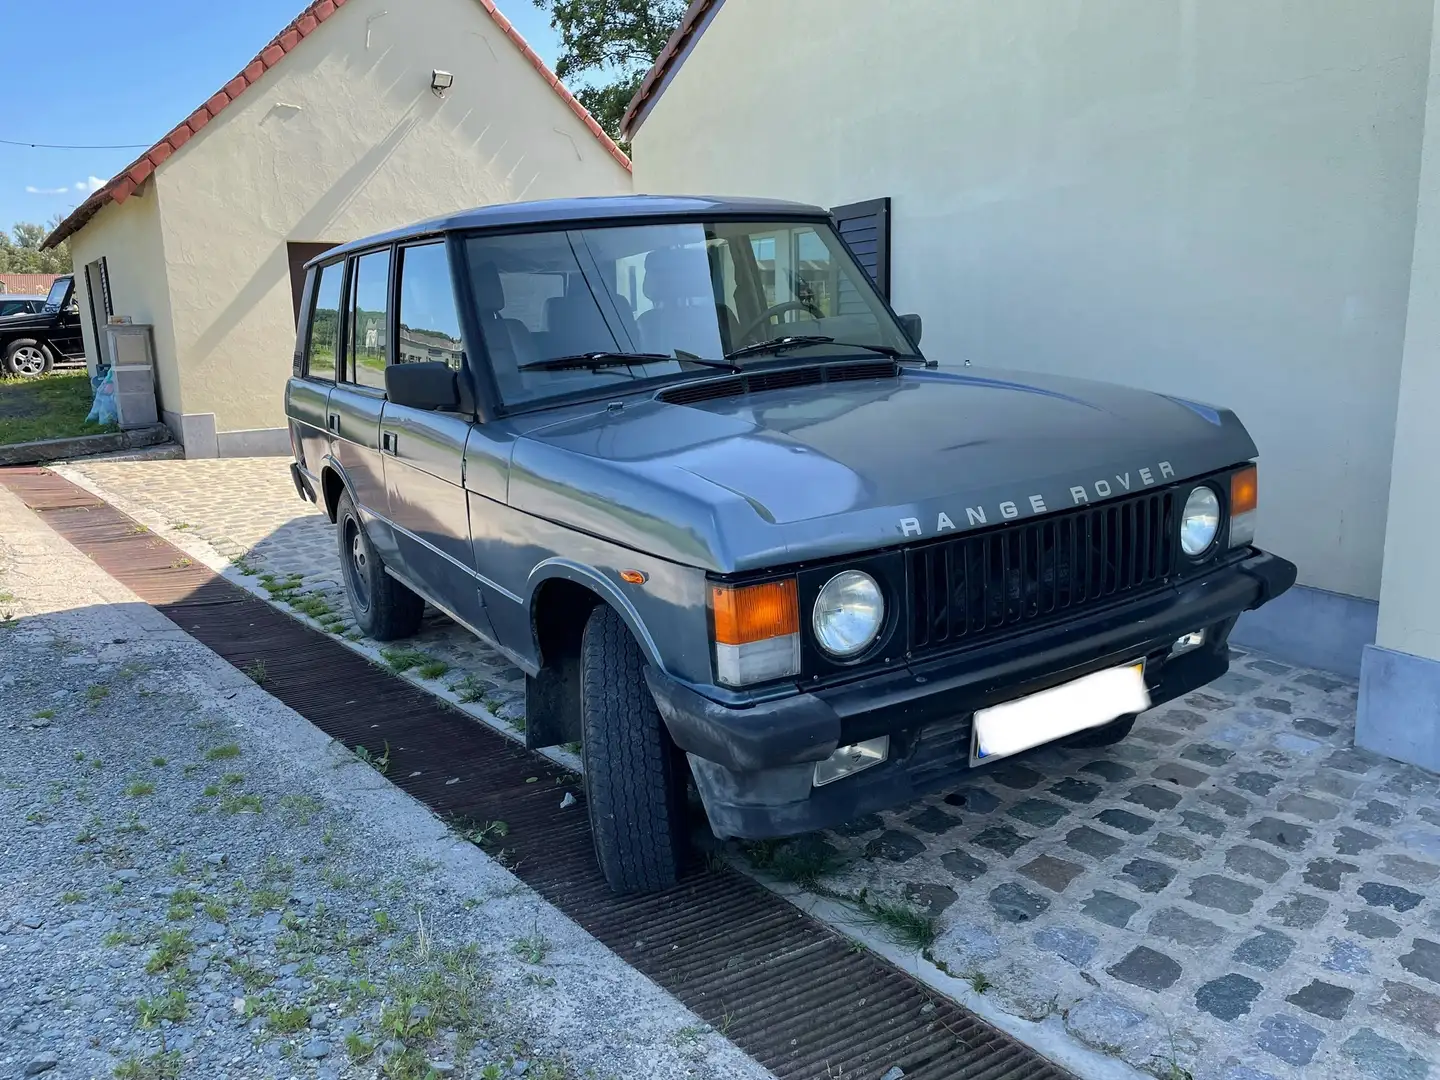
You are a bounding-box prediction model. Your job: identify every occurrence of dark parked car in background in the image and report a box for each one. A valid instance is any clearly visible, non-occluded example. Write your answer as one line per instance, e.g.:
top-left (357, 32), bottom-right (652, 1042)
top-left (284, 195), bottom-right (1296, 893)
top-left (0, 295), bottom-right (47, 319)
top-left (0, 275), bottom-right (83, 377)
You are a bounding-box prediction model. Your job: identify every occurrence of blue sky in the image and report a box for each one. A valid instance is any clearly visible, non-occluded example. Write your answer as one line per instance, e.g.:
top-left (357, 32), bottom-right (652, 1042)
top-left (0, 0), bottom-right (563, 238)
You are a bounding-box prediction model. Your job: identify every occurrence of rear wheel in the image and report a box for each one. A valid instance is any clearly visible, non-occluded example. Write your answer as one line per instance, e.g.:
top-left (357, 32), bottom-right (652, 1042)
top-left (3, 340), bottom-right (53, 378)
top-left (580, 604), bottom-right (687, 893)
top-left (335, 490), bottom-right (423, 641)
top-left (1063, 713), bottom-right (1138, 748)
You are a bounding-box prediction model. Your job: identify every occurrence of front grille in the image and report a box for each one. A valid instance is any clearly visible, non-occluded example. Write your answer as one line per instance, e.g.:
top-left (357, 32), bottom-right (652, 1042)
top-left (908, 489), bottom-right (1177, 654)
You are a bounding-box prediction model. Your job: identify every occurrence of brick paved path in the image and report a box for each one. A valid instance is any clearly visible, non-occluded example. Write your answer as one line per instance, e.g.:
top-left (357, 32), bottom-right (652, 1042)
top-left (59, 456), bottom-right (1440, 1080)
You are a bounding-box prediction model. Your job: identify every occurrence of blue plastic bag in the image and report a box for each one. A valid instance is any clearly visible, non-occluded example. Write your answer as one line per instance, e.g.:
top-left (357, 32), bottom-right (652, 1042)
top-left (86, 366), bottom-right (118, 426)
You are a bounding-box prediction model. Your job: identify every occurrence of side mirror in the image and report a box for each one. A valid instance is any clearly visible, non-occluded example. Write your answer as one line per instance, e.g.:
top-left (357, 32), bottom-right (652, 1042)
top-left (899, 313), bottom-right (923, 347)
top-left (385, 361), bottom-right (459, 411)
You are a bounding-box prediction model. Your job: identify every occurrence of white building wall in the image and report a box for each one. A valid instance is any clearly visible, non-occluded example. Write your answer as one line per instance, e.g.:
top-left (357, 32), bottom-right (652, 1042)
top-left (630, 0), bottom-right (1433, 602)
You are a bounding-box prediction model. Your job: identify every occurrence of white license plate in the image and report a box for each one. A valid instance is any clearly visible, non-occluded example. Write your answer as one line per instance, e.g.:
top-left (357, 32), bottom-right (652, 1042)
top-left (971, 661), bottom-right (1149, 764)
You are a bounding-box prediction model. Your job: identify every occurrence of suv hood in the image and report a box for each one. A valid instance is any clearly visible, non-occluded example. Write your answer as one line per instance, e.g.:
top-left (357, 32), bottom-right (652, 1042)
top-left (508, 365), bottom-right (1258, 572)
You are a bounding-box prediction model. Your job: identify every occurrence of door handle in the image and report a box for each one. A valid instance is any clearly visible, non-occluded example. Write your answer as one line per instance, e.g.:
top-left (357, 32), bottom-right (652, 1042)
top-left (382, 431), bottom-right (397, 454)
top-left (326, 413), bottom-right (340, 433)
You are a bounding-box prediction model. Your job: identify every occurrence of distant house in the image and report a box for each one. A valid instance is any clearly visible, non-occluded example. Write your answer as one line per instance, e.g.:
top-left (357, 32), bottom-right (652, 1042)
top-left (46, 0), bottom-right (631, 458)
top-left (0, 274), bottom-right (62, 296)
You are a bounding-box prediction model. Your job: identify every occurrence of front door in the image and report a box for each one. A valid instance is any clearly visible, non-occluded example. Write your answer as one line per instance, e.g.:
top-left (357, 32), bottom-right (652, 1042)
top-left (46, 277), bottom-right (84, 358)
top-left (285, 261), bottom-right (341, 487)
top-left (381, 241), bottom-right (490, 636)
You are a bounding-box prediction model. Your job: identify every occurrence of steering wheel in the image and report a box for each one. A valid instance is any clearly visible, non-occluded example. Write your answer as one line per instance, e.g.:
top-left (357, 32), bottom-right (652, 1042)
top-left (738, 299), bottom-right (820, 342)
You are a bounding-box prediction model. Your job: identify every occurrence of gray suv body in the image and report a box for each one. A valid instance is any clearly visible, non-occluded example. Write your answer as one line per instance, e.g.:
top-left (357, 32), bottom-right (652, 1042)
top-left (284, 195), bottom-right (1296, 893)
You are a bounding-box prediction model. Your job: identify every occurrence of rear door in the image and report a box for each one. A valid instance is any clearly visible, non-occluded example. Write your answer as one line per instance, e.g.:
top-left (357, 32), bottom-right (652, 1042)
top-left (285, 261), bottom-right (342, 487)
top-left (328, 247), bottom-right (395, 559)
top-left (380, 240), bottom-right (490, 636)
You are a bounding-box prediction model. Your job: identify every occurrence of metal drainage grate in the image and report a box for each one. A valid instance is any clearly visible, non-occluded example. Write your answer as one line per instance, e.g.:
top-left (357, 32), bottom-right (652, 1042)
top-left (1, 466), bottom-right (1074, 1080)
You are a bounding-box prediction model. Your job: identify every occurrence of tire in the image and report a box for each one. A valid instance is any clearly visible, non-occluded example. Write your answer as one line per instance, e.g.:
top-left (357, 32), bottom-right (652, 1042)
top-left (1063, 712), bottom-right (1138, 749)
top-left (3, 339), bottom-right (53, 378)
top-left (335, 490), bottom-right (423, 641)
top-left (580, 604), bottom-right (687, 893)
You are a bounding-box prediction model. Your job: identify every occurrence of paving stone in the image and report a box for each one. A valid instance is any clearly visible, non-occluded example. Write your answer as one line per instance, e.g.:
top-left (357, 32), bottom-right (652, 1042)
top-left (988, 882), bottom-right (1049, 923)
top-left (1095, 809), bottom-right (1153, 835)
top-left (1180, 810), bottom-right (1226, 838)
top-left (905, 806), bottom-right (964, 835)
top-left (939, 849), bottom-right (988, 882)
top-left (1303, 857), bottom-right (1359, 892)
top-left (1399, 938), bottom-right (1440, 985)
top-left (1384, 769), bottom-right (1440, 798)
top-left (1253, 696), bottom-right (1293, 715)
top-left (865, 830), bottom-right (926, 862)
top-left (1182, 743), bottom-right (1234, 767)
top-left (1106, 946), bottom-right (1182, 991)
top-left (1248, 659), bottom-right (1292, 675)
top-left (903, 883), bottom-right (959, 917)
top-left (1272, 733), bottom-right (1321, 755)
top-left (1342, 1028), bottom-right (1431, 1080)
top-left (1132, 725), bottom-right (1186, 747)
top-left (1286, 978), bottom-right (1355, 1020)
top-left (1125, 784), bottom-right (1181, 813)
top-left (1376, 981), bottom-right (1440, 1036)
top-left (835, 813), bottom-right (884, 837)
top-left (1235, 709), bottom-right (1276, 730)
top-left (1189, 874), bottom-right (1262, 914)
top-left (1399, 828), bottom-right (1440, 859)
top-left (972, 825), bottom-right (1031, 857)
top-left (989, 763), bottom-right (1043, 790)
top-left (1186, 692), bottom-right (1231, 711)
top-left (1234, 929), bottom-right (1296, 971)
top-left (1232, 771), bottom-right (1282, 796)
top-left (1049, 777), bottom-right (1102, 804)
top-left (1195, 973), bottom-right (1263, 1021)
top-left (1348, 909), bottom-right (1402, 940)
top-left (1418, 807), bottom-right (1440, 829)
top-left (1151, 832), bottom-right (1204, 861)
top-left (1381, 854), bottom-right (1440, 885)
top-left (1018, 854), bottom-right (1085, 893)
top-left (1248, 817), bottom-right (1312, 851)
top-left (1211, 672), bottom-right (1263, 695)
top-left (1158, 708), bottom-right (1208, 731)
top-left (1276, 792), bottom-right (1341, 822)
top-left (944, 787), bottom-right (999, 813)
top-left (1295, 671), bottom-right (1346, 692)
top-left (1149, 906), bottom-right (1226, 947)
top-left (1211, 724), bottom-right (1253, 747)
top-left (1323, 938), bottom-right (1372, 975)
top-left (1081, 890), bottom-right (1140, 929)
top-left (1226, 845), bottom-right (1288, 884)
top-left (1257, 1014), bottom-right (1323, 1066)
top-left (1310, 770), bottom-right (1364, 799)
top-left (1006, 798), bottom-right (1068, 829)
top-left (1064, 994), bottom-right (1148, 1054)
top-left (1257, 748), bottom-right (1296, 768)
top-left (1080, 760), bottom-right (1135, 783)
top-left (1360, 882), bottom-right (1424, 913)
top-left (1204, 787), bottom-right (1253, 818)
top-left (1336, 826), bottom-right (1384, 856)
top-left (1326, 748), bottom-right (1378, 774)
top-left (1151, 762), bottom-right (1208, 788)
top-left (1268, 892), bottom-right (1329, 929)
top-left (1120, 857), bottom-right (1176, 894)
top-left (1032, 925), bottom-right (1098, 968)
top-left (1293, 717), bottom-right (1338, 737)
top-left (1220, 1067), bottom-right (1279, 1080)
top-left (1065, 826), bottom-right (1124, 860)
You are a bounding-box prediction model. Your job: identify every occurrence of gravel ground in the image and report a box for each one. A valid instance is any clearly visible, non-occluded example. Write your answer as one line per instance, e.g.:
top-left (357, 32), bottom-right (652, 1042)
top-left (0, 485), bottom-right (772, 1080)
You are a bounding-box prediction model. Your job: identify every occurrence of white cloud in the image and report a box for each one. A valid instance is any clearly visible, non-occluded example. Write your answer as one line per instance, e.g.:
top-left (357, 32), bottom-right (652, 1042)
top-left (25, 185), bottom-right (71, 195)
top-left (25, 176), bottom-right (105, 196)
top-left (77, 176), bottom-right (105, 192)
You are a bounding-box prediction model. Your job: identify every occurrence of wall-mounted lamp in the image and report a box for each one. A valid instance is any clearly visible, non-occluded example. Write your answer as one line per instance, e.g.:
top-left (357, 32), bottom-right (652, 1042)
top-left (431, 70), bottom-right (454, 97)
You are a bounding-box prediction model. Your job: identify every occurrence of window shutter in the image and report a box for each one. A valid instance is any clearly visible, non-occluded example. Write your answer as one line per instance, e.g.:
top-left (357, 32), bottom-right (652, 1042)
top-left (830, 197), bottom-right (891, 300)
top-left (98, 258), bottom-right (113, 317)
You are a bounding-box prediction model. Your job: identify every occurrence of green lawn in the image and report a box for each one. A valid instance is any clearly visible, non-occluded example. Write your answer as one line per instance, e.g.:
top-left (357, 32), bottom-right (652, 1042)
top-left (0, 371), bottom-right (116, 447)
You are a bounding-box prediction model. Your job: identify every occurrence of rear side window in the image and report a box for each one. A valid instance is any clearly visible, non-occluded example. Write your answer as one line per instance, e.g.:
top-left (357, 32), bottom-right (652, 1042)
top-left (306, 262), bottom-right (343, 381)
top-left (347, 249), bottom-right (391, 390)
top-left (397, 243), bottom-right (464, 370)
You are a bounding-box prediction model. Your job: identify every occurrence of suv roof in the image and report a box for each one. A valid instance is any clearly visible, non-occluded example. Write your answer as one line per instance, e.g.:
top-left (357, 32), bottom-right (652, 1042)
top-left (311, 194), bottom-right (829, 268)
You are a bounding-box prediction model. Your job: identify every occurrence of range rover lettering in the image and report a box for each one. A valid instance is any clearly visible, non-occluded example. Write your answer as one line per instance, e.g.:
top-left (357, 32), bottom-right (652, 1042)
top-left (284, 196), bottom-right (1296, 894)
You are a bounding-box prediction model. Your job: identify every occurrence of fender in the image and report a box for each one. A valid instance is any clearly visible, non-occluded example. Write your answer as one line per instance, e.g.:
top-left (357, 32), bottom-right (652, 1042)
top-left (525, 557), bottom-right (664, 671)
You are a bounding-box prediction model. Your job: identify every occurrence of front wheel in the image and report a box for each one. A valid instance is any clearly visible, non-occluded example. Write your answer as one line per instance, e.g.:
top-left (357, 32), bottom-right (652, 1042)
top-left (580, 604), bottom-right (687, 893)
top-left (335, 490), bottom-right (423, 641)
top-left (3, 340), bottom-right (53, 378)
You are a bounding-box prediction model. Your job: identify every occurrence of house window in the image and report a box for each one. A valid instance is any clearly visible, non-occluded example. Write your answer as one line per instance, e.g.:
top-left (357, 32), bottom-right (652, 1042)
top-left (306, 262), bottom-right (343, 381)
top-left (347, 249), bottom-right (391, 390)
top-left (396, 243), bottom-right (464, 370)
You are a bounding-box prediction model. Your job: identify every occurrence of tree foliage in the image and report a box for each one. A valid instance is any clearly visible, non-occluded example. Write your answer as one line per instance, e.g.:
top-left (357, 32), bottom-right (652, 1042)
top-left (0, 218), bottom-right (72, 275)
top-left (534, 0), bottom-right (686, 144)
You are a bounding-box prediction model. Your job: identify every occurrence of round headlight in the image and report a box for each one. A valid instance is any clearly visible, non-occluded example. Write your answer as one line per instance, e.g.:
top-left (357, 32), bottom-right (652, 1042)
top-left (813, 571), bottom-right (884, 658)
top-left (1181, 486), bottom-right (1221, 556)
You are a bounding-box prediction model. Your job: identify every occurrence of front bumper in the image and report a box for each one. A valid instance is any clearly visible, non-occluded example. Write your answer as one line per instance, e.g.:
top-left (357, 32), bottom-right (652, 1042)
top-left (648, 548), bottom-right (1296, 838)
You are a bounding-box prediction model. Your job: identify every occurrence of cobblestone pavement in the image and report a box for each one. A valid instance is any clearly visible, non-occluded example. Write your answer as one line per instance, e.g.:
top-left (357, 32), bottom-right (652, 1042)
top-left (59, 456), bottom-right (1440, 1080)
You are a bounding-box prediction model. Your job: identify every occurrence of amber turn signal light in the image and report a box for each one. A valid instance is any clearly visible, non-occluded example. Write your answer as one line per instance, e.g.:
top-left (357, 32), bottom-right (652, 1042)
top-left (1231, 466), bottom-right (1258, 516)
top-left (710, 579), bottom-right (799, 645)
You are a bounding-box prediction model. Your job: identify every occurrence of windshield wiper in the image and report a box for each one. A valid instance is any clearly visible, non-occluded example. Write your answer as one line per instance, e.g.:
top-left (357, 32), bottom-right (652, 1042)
top-left (520, 351), bottom-right (739, 373)
top-left (724, 336), bottom-right (916, 362)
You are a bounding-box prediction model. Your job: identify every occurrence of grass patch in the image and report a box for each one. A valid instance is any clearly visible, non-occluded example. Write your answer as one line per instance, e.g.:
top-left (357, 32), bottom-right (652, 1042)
top-left (353, 743), bottom-right (390, 775)
top-left (144, 929), bottom-right (192, 974)
top-left (219, 792), bottom-right (262, 815)
top-left (741, 836), bottom-right (840, 887)
top-left (850, 889), bottom-right (937, 950)
top-left (290, 593), bottom-right (332, 619)
top-left (0, 371), bottom-right (117, 446)
top-left (86, 684), bottom-right (109, 704)
top-left (450, 674), bottom-right (487, 703)
top-left (511, 931), bottom-right (549, 965)
top-left (61, 890), bottom-right (84, 904)
top-left (204, 742), bottom-right (241, 761)
top-left (151, 756), bottom-right (167, 767)
top-left (113, 1050), bottom-right (182, 1080)
top-left (417, 659), bottom-right (451, 680)
top-left (241, 659), bottom-right (266, 685)
top-left (124, 780), bottom-right (155, 798)
top-left (135, 988), bottom-right (188, 1027)
top-left (267, 1004), bottom-right (310, 1033)
top-left (380, 647), bottom-right (430, 673)
top-left (34, 709), bottom-right (55, 721)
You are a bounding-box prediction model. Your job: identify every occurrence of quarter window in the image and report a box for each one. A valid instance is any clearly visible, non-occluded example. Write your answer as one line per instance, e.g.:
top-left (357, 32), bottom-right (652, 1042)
top-left (347, 250), bottom-right (391, 390)
top-left (305, 262), bottom-right (343, 381)
top-left (396, 243), bottom-right (464, 370)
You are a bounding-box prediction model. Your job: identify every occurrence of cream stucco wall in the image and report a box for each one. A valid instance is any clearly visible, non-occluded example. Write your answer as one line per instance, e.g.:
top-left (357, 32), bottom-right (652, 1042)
top-left (75, 0), bottom-right (630, 440)
top-left (68, 188), bottom-right (180, 418)
top-left (631, 0), bottom-right (1433, 601)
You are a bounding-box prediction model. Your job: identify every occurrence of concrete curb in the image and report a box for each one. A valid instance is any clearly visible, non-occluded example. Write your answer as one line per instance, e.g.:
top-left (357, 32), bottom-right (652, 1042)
top-left (0, 424), bottom-right (171, 466)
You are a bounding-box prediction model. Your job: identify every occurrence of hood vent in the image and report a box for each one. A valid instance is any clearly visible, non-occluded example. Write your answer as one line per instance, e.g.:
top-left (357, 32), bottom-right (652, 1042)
top-left (659, 360), bottom-right (899, 406)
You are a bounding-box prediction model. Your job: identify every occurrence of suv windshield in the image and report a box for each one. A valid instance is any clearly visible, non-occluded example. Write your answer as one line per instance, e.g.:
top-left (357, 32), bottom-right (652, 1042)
top-left (462, 219), bottom-right (917, 407)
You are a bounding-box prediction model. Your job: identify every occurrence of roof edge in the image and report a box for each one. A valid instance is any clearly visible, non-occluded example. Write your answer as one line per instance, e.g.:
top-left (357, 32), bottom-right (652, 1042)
top-left (619, 0), bottom-right (723, 141)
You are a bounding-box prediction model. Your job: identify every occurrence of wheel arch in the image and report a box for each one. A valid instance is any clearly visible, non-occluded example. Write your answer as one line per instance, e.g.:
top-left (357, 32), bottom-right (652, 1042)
top-left (317, 456), bottom-right (353, 523)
